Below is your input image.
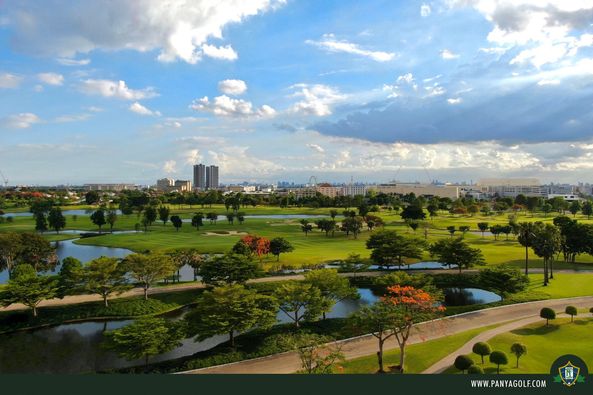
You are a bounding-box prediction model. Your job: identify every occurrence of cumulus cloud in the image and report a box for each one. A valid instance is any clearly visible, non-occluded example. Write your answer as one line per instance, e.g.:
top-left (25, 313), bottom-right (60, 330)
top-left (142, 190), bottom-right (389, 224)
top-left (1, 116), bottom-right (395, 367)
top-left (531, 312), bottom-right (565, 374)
top-left (440, 49), bottom-right (459, 59)
top-left (37, 72), bottom-right (64, 86)
top-left (129, 102), bottom-right (161, 116)
top-left (185, 149), bottom-right (203, 165)
top-left (80, 79), bottom-right (158, 100)
top-left (209, 146), bottom-right (284, 176)
top-left (163, 160), bottom-right (177, 173)
top-left (447, 97), bottom-right (463, 104)
top-left (307, 143), bottom-right (325, 153)
top-left (306, 34), bottom-right (395, 62)
top-left (537, 79), bottom-right (561, 86)
top-left (2, 113), bottom-right (41, 129)
top-left (4, 1), bottom-right (283, 64)
top-left (420, 4), bottom-right (432, 17)
top-left (289, 84), bottom-right (348, 116)
top-left (0, 72), bottom-right (23, 88)
top-left (218, 79), bottom-right (247, 95)
top-left (449, 0), bottom-right (593, 68)
top-left (190, 95), bottom-right (275, 118)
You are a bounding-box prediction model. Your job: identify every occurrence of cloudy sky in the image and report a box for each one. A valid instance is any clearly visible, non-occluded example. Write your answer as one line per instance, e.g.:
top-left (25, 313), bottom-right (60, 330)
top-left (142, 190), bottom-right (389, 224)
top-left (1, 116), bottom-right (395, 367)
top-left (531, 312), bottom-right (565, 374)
top-left (1, 0), bottom-right (593, 186)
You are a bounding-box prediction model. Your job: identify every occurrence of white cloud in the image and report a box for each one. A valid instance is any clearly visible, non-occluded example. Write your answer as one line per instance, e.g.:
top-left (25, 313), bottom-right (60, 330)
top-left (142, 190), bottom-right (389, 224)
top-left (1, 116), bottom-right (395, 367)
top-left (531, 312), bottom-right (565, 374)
top-left (5, 1), bottom-right (284, 64)
top-left (190, 95), bottom-right (275, 118)
top-left (420, 4), bottom-right (432, 17)
top-left (56, 58), bottom-right (91, 66)
top-left (440, 49), bottom-right (459, 59)
top-left (0, 72), bottom-right (23, 88)
top-left (537, 79), bottom-right (561, 86)
top-left (397, 73), bottom-right (415, 84)
top-left (289, 84), bottom-right (347, 116)
top-left (2, 113), bottom-right (41, 129)
top-left (129, 102), bottom-right (161, 116)
top-left (424, 83), bottom-right (446, 97)
top-left (37, 72), bottom-right (64, 86)
top-left (307, 143), bottom-right (325, 153)
top-left (306, 34), bottom-right (396, 62)
top-left (163, 160), bottom-right (177, 173)
top-left (218, 79), bottom-right (247, 95)
top-left (54, 113), bottom-right (92, 123)
top-left (201, 44), bottom-right (238, 61)
top-left (209, 146), bottom-right (284, 176)
top-left (185, 149), bottom-right (203, 165)
top-left (80, 79), bottom-right (158, 100)
top-left (447, 97), bottom-right (463, 104)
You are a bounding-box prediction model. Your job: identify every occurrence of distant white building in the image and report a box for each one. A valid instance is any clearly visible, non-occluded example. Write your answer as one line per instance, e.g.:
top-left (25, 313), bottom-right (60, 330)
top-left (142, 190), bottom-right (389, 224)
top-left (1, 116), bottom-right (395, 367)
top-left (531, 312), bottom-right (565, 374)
top-left (477, 178), bottom-right (546, 198)
top-left (547, 193), bottom-right (582, 202)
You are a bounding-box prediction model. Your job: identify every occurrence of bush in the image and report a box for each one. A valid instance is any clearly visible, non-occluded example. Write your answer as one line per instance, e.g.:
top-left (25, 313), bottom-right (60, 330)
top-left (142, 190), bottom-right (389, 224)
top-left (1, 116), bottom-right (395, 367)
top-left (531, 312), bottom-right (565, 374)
top-left (590, 307), bottom-right (593, 316)
top-left (472, 342), bottom-right (492, 364)
top-left (454, 355), bottom-right (474, 373)
top-left (565, 306), bottom-right (577, 322)
top-left (467, 365), bottom-right (484, 374)
top-left (489, 351), bottom-right (508, 374)
top-left (540, 307), bottom-right (556, 326)
top-left (478, 266), bottom-right (529, 295)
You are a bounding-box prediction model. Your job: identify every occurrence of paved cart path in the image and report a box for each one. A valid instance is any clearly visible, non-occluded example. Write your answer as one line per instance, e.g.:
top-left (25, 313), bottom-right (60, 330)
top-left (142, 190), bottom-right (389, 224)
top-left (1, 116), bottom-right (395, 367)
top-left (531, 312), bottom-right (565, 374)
top-left (180, 296), bottom-right (593, 374)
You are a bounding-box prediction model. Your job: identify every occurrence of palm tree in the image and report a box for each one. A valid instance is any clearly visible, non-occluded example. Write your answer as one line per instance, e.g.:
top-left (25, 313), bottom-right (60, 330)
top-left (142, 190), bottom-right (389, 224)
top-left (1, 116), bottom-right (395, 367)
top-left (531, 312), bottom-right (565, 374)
top-left (516, 222), bottom-right (539, 275)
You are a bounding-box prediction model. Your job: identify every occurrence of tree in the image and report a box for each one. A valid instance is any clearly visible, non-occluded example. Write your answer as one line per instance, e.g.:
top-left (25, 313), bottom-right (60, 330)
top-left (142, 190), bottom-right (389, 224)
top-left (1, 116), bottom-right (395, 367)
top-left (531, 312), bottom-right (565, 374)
top-left (185, 284), bottom-right (277, 348)
top-left (446, 226), bottom-right (456, 238)
top-left (17, 233), bottom-right (57, 272)
top-left (170, 215), bottom-right (182, 232)
top-left (47, 207), bottom-right (66, 234)
top-left (206, 212), bottom-right (218, 224)
top-left (489, 351), bottom-right (508, 374)
top-left (429, 238), bottom-right (485, 273)
top-left (510, 343), bottom-right (527, 368)
top-left (540, 307), bottom-right (556, 326)
top-left (57, 257), bottom-right (84, 297)
top-left (0, 233), bottom-right (22, 279)
top-left (123, 253), bottom-right (176, 299)
top-left (226, 212), bottom-right (235, 224)
top-left (350, 302), bottom-right (399, 373)
top-left (366, 230), bottom-right (426, 269)
top-left (0, 264), bottom-right (57, 317)
top-left (191, 212), bottom-right (204, 230)
top-left (199, 253), bottom-right (261, 285)
top-left (565, 305), bottom-right (578, 322)
top-left (468, 365), bottom-right (484, 374)
top-left (477, 222), bottom-right (489, 238)
top-left (158, 206), bottom-right (170, 226)
top-left (304, 269), bottom-right (358, 319)
top-left (269, 237), bottom-right (294, 261)
top-left (169, 248), bottom-right (203, 281)
top-left (341, 216), bottom-right (364, 239)
top-left (329, 209), bottom-right (338, 219)
top-left (291, 333), bottom-right (345, 374)
top-left (382, 285), bottom-right (445, 373)
top-left (400, 205), bottom-right (426, 221)
top-left (106, 209), bottom-right (118, 233)
top-left (316, 219), bottom-right (337, 236)
top-left (472, 342), bottom-right (492, 364)
top-left (582, 201), bottom-right (593, 219)
top-left (300, 219), bottom-right (313, 236)
top-left (569, 200), bottom-right (582, 217)
top-left (90, 209), bottom-right (106, 233)
top-left (103, 317), bottom-right (184, 367)
top-left (516, 222), bottom-right (540, 275)
top-left (85, 190), bottom-right (100, 205)
top-left (478, 266), bottom-right (529, 295)
top-left (274, 282), bottom-right (332, 328)
top-left (84, 257), bottom-right (131, 307)
top-left (338, 253), bottom-right (371, 276)
top-left (542, 203), bottom-right (553, 217)
top-left (454, 355), bottom-right (474, 373)
top-left (531, 223), bottom-right (561, 286)
top-left (459, 226), bottom-right (470, 238)
top-left (143, 206), bottom-right (157, 227)
top-left (34, 212), bottom-right (48, 233)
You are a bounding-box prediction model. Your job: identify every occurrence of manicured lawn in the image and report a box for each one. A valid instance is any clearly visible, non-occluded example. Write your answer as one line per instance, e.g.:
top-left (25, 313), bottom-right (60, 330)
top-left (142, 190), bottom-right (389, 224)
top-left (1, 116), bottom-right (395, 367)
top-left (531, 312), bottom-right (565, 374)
top-left (444, 316), bottom-right (593, 374)
top-left (339, 323), bottom-right (503, 374)
top-left (526, 273), bottom-right (593, 298)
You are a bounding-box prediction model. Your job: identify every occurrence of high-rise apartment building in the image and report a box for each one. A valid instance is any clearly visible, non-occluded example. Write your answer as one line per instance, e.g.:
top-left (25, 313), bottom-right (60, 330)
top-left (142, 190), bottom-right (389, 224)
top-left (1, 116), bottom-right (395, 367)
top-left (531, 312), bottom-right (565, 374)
top-left (193, 164), bottom-right (219, 190)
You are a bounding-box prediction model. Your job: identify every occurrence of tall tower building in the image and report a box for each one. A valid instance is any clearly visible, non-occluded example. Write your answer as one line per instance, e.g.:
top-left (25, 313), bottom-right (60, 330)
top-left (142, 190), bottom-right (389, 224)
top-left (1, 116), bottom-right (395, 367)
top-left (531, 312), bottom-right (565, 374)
top-left (206, 165), bottom-right (219, 189)
top-left (193, 164), bottom-right (206, 190)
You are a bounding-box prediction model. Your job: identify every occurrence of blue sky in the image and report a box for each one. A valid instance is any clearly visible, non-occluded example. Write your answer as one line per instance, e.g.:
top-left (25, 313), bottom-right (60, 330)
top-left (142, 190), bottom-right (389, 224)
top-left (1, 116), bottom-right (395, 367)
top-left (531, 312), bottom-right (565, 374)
top-left (1, 0), bottom-right (593, 186)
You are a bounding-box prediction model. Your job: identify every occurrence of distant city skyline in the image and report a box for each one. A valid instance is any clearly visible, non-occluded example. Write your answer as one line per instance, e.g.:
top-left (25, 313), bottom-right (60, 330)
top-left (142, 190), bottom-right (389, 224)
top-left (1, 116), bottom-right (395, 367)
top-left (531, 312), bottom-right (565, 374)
top-left (2, 1), bottom-right (593, 185)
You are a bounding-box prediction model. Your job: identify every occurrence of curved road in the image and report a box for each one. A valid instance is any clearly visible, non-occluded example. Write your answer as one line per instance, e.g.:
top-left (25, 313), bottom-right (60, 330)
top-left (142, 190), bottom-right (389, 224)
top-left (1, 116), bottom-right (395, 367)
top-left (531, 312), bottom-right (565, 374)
top-left (180, 296), bottom-right (593, 374)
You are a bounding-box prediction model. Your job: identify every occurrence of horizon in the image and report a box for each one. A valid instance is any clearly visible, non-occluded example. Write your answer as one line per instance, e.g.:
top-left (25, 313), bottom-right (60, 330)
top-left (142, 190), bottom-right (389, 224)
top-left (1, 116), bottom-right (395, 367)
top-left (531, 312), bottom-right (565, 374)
top-left (2, 1), bottom-right (593, 185)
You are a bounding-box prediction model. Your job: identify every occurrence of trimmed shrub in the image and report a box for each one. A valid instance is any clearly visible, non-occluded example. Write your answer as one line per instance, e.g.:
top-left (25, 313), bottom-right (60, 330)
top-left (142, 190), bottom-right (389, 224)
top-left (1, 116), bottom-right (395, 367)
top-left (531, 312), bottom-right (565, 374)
top-left (472, 342), bottom-right (492, 364)
top-left (540, 307), bottom-right (556, 326)
top-left (454, 355), bottom-right (474, 373)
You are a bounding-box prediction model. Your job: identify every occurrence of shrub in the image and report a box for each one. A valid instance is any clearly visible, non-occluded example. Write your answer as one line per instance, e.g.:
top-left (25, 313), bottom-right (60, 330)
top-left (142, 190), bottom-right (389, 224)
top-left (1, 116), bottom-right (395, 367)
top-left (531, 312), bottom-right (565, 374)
top-left (565, 306), bottom-right (577, 322)
top-left (454, 355), bottom-right (474, 373)
top-left (472, 342), bottom-right (492, 364)
top-left (510, 343), bottom-right (527, 368)
top-left (489, 351), bottom-right (508, 374)
top-left (540, 307), bottom-right (556, 326)
top-left (467, 365), bottom-right (484, 374)
top-left (478, 265), bottom-right (529, 295)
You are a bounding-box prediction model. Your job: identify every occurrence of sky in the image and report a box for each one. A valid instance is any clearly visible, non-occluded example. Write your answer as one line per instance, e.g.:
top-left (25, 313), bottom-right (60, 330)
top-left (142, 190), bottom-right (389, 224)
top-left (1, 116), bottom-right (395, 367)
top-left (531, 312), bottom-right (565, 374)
top-left (1, 0), bottom-right (593, 186)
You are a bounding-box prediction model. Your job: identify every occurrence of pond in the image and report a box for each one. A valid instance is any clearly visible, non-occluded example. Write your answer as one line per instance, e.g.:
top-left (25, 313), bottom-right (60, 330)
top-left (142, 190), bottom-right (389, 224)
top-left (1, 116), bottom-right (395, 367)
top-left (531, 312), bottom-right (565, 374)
top-left (443, 287), bottom-right (502, 306)
top-left (182, 214), bottom-right (327, 223)
top-left (0, 288), bottom-right (379, 373)
top-left (0, 238), bottom-right (133, 284)
top-left (326, 261), bottom-right (457, 271)
top-left (1, 209), bottom-right (122, 218)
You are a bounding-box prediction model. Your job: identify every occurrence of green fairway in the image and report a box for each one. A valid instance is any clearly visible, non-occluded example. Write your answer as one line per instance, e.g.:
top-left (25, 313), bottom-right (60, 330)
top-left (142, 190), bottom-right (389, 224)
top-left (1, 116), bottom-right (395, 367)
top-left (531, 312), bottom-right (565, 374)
top-left (339, 323), bottom-right (503, 374)
top-left (444, 316), bottom-right (593, 374)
